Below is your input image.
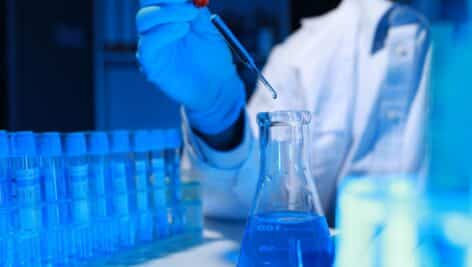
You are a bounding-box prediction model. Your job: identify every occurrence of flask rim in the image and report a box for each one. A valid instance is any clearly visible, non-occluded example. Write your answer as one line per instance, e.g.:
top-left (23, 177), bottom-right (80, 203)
top-left (257, 110), bottom-right (311, 127)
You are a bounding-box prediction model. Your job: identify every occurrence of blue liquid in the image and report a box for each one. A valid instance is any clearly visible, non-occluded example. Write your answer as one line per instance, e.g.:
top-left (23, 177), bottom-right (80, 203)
top-left (67, 164), bottom-right (93, 261)
top-left (180, 181), bottom-right (203, 233)
top-left (14, 168), bottom-right (42, 267)
top-left (0, 209), bottom-right (12, 267)
top-left (134, 160), bottom-right (153, 242)
top-left (150, 156), bottom-right (169, 238)
top-left (0, 160), bottom-right (12, 267)
top-left (110, 161), bottom-right (136, 248)
top-left (238, 211), bottom-right (334, 267)
top-left (89, 161), bottom-right (116, 255)
top-left (165, 149), bottom-right (183, 234)
top-left (40, 159), bottom-right (68, 266)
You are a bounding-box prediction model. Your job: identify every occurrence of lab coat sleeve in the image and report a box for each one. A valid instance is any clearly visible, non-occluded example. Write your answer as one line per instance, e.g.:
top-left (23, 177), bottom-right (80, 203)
top-left (182, 41), bottom-right (304, 219)
top-left (182, 111), bottom-right (257, 219)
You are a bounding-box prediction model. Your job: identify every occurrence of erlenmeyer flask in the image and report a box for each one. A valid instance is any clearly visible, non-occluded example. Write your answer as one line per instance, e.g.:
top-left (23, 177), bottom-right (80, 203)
top-left (238, 111), bottom-right (334, 267)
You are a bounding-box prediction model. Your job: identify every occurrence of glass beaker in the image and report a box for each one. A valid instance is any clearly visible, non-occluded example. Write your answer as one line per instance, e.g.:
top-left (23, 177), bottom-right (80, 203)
top-left (237, 111), bottom-right (334, 267)
top-left (336, 176), bottom-right (421, 267)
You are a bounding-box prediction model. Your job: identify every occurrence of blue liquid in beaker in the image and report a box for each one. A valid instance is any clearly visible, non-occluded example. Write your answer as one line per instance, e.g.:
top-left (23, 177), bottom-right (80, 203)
top-left (238, 211), bottom-right (334, 267)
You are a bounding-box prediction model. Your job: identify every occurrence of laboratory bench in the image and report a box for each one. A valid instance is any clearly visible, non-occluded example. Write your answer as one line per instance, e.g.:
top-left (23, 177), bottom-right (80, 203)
top-left (82, 218), bottom-right (245, 267)
top-left (135, 218), bottom-right (246, 267)
top-left (134, 219), bottom-right (337, 267)
top-left (80, 218), bottom-right (245, 267)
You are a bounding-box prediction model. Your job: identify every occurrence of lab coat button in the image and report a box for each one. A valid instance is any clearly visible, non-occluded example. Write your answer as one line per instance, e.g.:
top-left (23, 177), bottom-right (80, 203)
top-left (394, 43), bottom-right (411, 58)
top-left (385, 109), bottom-right (403, 122)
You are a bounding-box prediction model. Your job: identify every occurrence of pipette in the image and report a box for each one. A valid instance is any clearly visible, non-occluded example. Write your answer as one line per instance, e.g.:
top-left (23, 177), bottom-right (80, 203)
top-left (210, 15), bottom-right (278, 99)
top-left (191, 0), bottom-right (278, 99)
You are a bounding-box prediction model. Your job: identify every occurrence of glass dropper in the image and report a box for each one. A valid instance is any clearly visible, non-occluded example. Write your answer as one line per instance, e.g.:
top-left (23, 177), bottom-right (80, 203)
top-left (190, 0), bottom-right (278, 99)
top-left (210, 15), bottom-right (278, 99)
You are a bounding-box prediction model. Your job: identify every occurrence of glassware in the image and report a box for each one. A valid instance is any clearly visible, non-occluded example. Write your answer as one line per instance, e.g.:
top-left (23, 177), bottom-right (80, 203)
top-left (336, 176), bottom-right (421, 267)
top-left (87, 132), bottom-right (117, 255)
top-left (164, 129), bottom-right (184, 234)
top-left (109, 131), bottom-right (136, 249)
top-left (237, 111), bottom-right (334, 267)
top-left (64, 133), bottom-right (94, 262)
top-left (131, 131), bottom-right (154, 243)
top-left (38, 133), bottom-right (68, 266)
top-left (337, 177), bottom-right (472, 267)
top-left (0, 131), bottom-right (12, 267)
top-left (148, 130), bottom-right (170, 239)
top-left (417, 193), bottom-right (472, 267)
top-left (10, 132), bottom-right (42, 267)
top-left (416, 11), bottom-right (472, 267)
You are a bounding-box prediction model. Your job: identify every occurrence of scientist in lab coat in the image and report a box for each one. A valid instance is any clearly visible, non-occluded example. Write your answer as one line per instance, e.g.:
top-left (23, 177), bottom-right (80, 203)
top-left (136, 0), bottom-right (431, 223)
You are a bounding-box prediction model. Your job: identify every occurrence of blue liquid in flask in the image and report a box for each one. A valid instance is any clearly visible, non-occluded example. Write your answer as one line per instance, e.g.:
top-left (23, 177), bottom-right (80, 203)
top-left (238, 211), bottom-right (334, 267)
top-left (245, 111), bottom-right (332, 267)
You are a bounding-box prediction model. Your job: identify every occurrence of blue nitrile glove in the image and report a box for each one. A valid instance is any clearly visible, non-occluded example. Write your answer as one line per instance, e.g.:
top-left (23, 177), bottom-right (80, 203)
top-left (136, 0), bottom-right (246, 135)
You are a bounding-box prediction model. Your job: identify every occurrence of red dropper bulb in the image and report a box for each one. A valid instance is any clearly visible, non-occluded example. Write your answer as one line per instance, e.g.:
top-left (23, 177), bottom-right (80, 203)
top-left (193, 0), bottom-right (209, 8)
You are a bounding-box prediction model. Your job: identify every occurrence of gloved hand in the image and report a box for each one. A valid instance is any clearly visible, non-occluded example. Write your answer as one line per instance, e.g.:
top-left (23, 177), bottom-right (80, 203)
top-left (136, 0), bottom-right (246, 135)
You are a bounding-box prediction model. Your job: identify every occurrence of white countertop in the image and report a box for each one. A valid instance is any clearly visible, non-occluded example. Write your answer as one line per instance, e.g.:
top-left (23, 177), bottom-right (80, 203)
top-left (136, 219), bottom-right (246, 267)
top-left (89, 218), bottom-right (337, 267)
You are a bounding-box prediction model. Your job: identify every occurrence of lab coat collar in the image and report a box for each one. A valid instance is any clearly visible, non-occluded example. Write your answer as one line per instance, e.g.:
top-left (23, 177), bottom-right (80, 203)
top-left (372, 4), bottom-right (430, 54)
top-left (356, 0), bottom-right (392, 35)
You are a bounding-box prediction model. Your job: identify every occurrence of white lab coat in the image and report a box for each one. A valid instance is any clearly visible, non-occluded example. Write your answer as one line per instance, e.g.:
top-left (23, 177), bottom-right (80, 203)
top-left (182, 0), bottom-right (431, 221)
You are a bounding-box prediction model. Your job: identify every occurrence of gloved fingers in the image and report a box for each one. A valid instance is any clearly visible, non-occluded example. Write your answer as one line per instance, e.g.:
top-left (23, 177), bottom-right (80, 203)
top-left (140, 0), bottom-right (187, 7)
top-left (137, 22), bottom-right (190, 63)
top-left (191, 8), bottom-right (222, 39)
top-left (138, 22), bottom-right (190, 53)
top-left (136, 4), bottom-right (199, 34)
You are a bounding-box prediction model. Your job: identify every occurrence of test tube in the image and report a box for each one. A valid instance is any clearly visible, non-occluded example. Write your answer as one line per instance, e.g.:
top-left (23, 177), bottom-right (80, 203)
top-left (149, 130), bottom-right (169, 239)
top-left (109, 131), bottom-right (136, 249)
top-left (164, 129), bottom-right (184, 234)
top-left (64, 133), bottom-right (93, 261)
top-left (10, 132), bottom-right (42, 267)
top-left (0, 131), bottom-right (12, 266)
top-left (87, 132), bottom-right (117, 255)
top-left (38, 133), bottom-right (68, 266)
top-left (131, 131), bottom-right (154, 243)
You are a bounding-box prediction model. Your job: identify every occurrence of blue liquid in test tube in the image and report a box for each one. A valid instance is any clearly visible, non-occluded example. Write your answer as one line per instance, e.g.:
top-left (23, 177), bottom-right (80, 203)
top-left (149, 130), bottom-right (169, 239)
top-left (131, 131), bottom-right (153, 243)
top-left (9, 132), bottom-right (42, 267)
top-left (109, 131), bottom-right (136, 248)
top-left (87, 132), bottom-right (117, 255)
top-left (164, 129), bottom-right (184, 234)
top-left (0, 131), bottom-right (12, 267)
top-left (64, 133), bottom-right (93, 262)
top-left (38, 133), bottom-right (68, 266)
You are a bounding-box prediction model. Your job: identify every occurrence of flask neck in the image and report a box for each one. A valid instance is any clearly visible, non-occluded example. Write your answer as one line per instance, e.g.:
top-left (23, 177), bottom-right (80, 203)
top-left (255, 111), bottom-right (323, 215)
top-left (259, 114), bottom-right (310, 175)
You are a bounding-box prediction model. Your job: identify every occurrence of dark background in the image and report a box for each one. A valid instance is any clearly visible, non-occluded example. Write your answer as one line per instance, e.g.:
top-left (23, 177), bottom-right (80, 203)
top-left (291, 0), bottom-right (341, 29)
top-left (0, 0), bottom-right (343, 132)
top-left (0, 0), bottom-right (465, 132)
top-left (1, 0), bottom-right (6, 128)
top-left (1, 0), bottom-right (95, 131)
